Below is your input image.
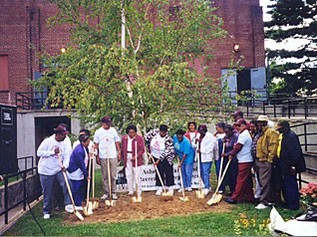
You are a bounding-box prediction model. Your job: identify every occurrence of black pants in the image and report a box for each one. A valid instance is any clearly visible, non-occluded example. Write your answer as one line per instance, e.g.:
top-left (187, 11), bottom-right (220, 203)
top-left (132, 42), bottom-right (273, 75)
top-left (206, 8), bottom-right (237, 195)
top-left (154, 157), bottom-right (174, 187)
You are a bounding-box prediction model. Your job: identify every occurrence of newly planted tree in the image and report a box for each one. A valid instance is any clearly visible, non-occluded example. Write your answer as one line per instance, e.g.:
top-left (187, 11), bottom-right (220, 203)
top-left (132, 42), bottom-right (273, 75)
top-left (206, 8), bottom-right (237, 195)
top-left (35, 0), bottom-right (227, 133)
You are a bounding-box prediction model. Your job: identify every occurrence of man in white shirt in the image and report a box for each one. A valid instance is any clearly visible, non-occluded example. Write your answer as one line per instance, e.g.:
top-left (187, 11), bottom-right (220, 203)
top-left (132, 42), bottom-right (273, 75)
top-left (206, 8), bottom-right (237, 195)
top-left (93, 116), bottom-right (121, 200)
top-left (37, 124), bottom-right (73, 219)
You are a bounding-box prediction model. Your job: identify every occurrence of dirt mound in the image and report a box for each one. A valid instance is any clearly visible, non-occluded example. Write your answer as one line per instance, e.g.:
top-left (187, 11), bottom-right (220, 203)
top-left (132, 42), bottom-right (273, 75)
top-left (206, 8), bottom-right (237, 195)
top-left (64, 191), bottom-right (232, 225)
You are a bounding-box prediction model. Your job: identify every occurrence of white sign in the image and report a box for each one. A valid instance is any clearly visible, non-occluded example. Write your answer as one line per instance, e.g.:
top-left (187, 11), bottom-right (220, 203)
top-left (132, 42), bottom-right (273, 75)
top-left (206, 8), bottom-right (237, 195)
top-left (116, 163), bottom-right (202, 192)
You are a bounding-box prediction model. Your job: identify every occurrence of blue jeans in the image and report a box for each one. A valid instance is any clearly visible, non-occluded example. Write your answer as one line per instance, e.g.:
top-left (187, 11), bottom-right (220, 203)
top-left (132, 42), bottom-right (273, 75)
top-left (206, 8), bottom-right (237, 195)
top-left (215, 159), bottom-right (221, 179)
top-left (200, 161), bottom-right (212, 189)
top-left (70, 179), bottom-right (84, 207)
top-left (40, 171), bottom-right (71, 215)
top-left (181, 163), bottom-right (194, 189)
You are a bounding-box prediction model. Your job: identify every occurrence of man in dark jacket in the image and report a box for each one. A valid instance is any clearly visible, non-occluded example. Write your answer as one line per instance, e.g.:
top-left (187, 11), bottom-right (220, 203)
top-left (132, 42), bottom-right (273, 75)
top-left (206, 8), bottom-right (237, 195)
top-left (276, 120), bottom-right (306, 210)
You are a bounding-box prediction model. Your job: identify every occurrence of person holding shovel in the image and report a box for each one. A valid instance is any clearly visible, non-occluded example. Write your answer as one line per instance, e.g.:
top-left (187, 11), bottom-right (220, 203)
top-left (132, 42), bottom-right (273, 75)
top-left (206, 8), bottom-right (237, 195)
top-left (219, 124), bottom-right (239, 195)
top-left (145, 125), bottom-right (175, 196)
top-left (67, 133), bottom-right (91, 210)
top-left (121, 125), bottom-right (145, 197)
top-left (37, 125), bottom-right (73, 219)
top-left (94, 116), bottom-right (121, 200)
top-left (173, 129), bottom-right (195, 192)
top-left (225, 119), bottom-right (254, 204)
top-left (196, 125), bottom-right (218, 196)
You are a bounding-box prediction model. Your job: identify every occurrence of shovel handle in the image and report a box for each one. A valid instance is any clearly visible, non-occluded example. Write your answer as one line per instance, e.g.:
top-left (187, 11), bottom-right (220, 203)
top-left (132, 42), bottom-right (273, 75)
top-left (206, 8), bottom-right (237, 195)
top-left (214, 159), bottom-right (231, 193)
top-left (149, 154), bottom-right (167, 193)
top-left (107, 158), bottom-right (112, 201)
top-left (178, 157), bottom-right (186, 199)
top-left (57, 154), bottom-right (77, 209)
top-left (86, 156), bottom-right (93, 207)
top-left (218, 143), bottom-right (226, 184)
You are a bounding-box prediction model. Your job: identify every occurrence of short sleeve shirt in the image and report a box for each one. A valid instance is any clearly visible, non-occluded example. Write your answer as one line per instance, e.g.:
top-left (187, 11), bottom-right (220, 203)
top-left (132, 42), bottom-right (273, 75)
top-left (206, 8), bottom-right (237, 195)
top-left (93, 127), bottom-right (120, 159)
top-left (236, 129), bottom-right (253, 163)
top-left (173, 136), bottom-right (195, 164)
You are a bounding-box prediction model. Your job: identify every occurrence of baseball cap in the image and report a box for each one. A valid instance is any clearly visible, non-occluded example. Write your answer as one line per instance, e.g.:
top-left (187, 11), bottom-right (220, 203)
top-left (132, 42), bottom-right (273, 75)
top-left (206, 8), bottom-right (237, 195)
top-left (232, 110), bottom-right (243, 118)
top-left (275, 120), bottom-right (290, 129)
top-left (101, 116), bottom-right (112, 124)
top-left (54, 124), bottom-right (69, 135)
top-left (234, 118), bottom-right (247, 126)
top-left (257, 115), bottom-right (269, 122)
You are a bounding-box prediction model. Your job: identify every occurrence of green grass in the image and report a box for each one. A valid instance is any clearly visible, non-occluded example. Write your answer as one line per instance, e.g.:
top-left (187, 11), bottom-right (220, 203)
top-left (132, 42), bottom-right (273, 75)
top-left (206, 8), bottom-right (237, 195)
top-left (5, 169), bottom-right (303, 236)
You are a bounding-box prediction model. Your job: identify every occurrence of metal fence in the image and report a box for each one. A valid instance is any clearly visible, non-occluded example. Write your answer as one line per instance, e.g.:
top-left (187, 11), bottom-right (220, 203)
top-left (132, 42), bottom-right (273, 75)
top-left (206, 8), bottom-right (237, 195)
top-left (0, 156), bottom-right (41, 225)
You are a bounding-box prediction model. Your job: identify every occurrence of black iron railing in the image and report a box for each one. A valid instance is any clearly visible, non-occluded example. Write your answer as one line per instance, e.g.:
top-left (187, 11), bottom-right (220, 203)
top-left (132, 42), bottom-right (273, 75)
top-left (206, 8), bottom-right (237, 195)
top-left (0, 167), bottom-right (41, 224)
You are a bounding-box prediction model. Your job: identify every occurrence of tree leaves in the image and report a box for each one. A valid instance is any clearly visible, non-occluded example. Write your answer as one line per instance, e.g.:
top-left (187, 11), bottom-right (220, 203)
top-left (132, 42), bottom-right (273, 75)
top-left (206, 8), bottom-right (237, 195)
top-left (37, 0), bottom-right (227, 133)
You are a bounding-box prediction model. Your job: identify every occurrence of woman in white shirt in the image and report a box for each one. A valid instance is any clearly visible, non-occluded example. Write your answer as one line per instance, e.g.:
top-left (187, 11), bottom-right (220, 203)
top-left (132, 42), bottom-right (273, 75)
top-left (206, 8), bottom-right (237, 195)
top-left (196, 125), bottom-right (218, 195)
top-left (145, 125), bottom-right (175, 196)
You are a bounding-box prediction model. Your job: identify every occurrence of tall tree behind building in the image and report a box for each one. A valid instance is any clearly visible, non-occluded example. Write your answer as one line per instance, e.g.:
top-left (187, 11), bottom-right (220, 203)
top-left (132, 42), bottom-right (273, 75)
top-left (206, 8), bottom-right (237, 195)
top-left (265, 0), bottom-right (317, 96)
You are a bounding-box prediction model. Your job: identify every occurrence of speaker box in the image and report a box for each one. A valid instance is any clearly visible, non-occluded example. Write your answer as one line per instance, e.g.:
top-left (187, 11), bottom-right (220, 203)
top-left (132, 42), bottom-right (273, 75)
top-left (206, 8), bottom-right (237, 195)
top-left (0, 104), bottom-right (18, 175)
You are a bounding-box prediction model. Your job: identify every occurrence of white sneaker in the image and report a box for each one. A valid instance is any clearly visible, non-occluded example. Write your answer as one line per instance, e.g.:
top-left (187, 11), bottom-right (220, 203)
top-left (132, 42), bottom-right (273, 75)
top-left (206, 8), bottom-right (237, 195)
top-left (168, 187), bottom-right (174, 195)
top-left (75, 206), bottom-right (83, 211)
top-left (255, 203), bottom-right (268, 209)
top-left (178, 188), bottom-right (183, 193)
top-left (112, 193), bottom-right (118, 200)
top-left (65, 204), bottom-right (74, 213)
top-left (155, 187), bottom-right (162, 196)
top-left (128, 191), bottom-right (133, 195)
top-left (186, 187), bottom-right (192, 192)
top-left (100, 194), bottom-right (108, 200)
top-left (204, 188), bottom-right (210, 195)
top-left (43, 214), bottom-right (50, 219)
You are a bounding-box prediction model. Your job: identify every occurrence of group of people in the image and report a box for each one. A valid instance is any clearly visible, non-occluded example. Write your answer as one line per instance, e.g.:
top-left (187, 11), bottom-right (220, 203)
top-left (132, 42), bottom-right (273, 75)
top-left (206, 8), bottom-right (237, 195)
top-left (36, 111), bottom-right (306, 219)
top-left (223, 111), bottom-right (306, 211)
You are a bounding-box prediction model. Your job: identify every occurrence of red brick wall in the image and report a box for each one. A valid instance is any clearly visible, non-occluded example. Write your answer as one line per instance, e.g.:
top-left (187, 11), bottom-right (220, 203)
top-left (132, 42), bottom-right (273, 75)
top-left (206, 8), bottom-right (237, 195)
top-left (0, 0), bottom-right (265, 105)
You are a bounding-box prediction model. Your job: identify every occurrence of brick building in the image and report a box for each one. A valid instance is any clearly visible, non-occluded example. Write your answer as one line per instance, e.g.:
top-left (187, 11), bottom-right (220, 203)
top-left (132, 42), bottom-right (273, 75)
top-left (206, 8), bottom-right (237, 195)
top-left (0, 0), bottom-right (265, 106)
top-left (0, 0), bottom-right (266, 165)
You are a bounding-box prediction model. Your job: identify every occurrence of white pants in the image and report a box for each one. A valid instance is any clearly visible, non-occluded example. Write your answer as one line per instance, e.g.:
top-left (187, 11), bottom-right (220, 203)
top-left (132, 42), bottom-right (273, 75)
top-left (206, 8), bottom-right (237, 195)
top-left (126, 159), bottom-right (142, 195)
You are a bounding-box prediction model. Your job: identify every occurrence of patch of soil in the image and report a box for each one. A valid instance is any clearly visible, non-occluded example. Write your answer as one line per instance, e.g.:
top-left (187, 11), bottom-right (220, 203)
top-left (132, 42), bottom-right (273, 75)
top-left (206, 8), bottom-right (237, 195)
top-left (64, 191), bottom-right (232, 225)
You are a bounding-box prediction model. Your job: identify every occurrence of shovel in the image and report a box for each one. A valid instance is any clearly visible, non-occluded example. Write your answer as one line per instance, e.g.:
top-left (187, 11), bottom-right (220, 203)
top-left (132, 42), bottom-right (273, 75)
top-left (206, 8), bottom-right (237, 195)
top-left (83, 156), bottom-right (93, 216)
top-left (91, 155), bottom-right (99, 209)
top-left (132, 142), bottom-right (142, 203)
top-left (196, 142), bottom-right (205, 199)
top-left (178, 158), bottom-right (189, 202)
top-left (150, 155), bottom-right (173, 198)
top-left (207, 159), bottom-right (232, 206)
top-left (57, 154), bottom-right (84, 221)
top-left (105, 158), bottom-right (116, 207)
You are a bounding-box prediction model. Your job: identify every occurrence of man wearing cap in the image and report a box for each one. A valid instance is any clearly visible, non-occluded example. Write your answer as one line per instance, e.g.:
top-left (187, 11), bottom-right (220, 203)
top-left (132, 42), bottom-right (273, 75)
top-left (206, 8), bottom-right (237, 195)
top-left (225, 119), bottom-right (254, 204)
top-left (232, 110), bottom-right (243, 123)
top-left (276, 120), bottom-right (306, 210)
top-left (37, 124), bottom-right (73, 219)
top-left (252, 115), bottom-right (279, 209)
top-left (94, 116), bottom-right (121, 200)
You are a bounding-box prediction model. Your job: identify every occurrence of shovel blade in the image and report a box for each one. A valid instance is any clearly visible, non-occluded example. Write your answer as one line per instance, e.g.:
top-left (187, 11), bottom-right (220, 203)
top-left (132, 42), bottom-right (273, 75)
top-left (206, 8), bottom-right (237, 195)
top-left (179, 196), bottom-right (189, 202)
top-left (105, 200), bottom-right (116, 207)
top-left (74, 210), bottom-right (85, 221)
top-left (207, 193), bottom-right (223, 206)
top-left (92, 201), bottom-right (99, 209)
top-left (196, 190), bottom-right (205, 199)
top-left (132, 196), bottom-right (142, 203)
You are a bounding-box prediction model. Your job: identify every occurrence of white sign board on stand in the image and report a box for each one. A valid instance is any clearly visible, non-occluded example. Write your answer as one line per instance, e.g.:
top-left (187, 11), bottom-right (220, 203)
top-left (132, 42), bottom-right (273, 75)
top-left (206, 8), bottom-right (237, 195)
top-left (116, 163), bottom-right (201, 192)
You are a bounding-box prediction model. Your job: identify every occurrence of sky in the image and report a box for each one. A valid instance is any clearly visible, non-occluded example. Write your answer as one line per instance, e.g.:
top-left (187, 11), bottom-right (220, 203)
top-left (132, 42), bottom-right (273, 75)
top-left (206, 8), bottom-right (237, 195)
top-left (259, 0), bottom-right (311, 52)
